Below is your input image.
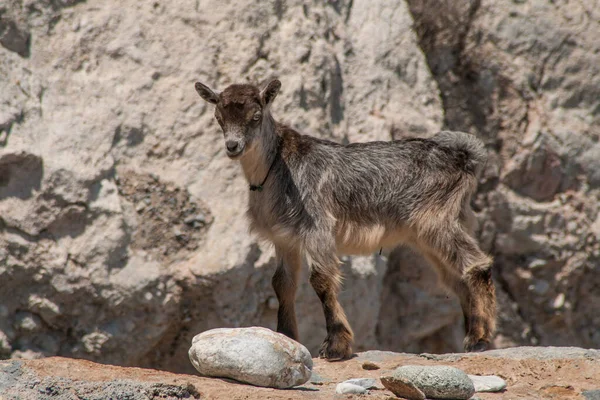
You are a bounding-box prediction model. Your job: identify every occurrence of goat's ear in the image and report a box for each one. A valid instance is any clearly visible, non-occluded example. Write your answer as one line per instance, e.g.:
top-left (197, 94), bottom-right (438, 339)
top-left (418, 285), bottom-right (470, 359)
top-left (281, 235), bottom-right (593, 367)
top-left (195, 82), bottom-right (219, 104)
top-left (260, 79), bottom-right (281, 107)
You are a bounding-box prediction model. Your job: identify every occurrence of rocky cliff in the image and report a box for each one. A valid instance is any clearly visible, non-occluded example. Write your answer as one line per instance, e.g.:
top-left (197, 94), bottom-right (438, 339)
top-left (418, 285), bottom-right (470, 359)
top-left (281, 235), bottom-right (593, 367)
top-left (1, 0), bottom-right (599, 373)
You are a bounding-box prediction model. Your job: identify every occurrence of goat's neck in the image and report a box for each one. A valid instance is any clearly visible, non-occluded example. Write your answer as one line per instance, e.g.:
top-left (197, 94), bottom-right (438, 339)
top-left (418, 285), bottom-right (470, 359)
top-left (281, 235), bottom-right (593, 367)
top-left (239, 113), bottom-right (278, 186)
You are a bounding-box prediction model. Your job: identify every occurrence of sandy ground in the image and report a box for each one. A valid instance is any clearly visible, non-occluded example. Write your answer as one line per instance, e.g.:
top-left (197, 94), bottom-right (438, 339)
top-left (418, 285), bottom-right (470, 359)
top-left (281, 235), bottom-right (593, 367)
top-left (2, 347), bottom-right (599, 399)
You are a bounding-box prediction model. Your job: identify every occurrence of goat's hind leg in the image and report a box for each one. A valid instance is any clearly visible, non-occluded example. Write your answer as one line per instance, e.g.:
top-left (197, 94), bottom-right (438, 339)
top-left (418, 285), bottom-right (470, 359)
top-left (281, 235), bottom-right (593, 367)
top-left (421, 224), bottom-right (496, 352)
top-left (272, 246), bottom-right (302, 341)
top-left (306, 245), bottom-right (354, 360)
top-left (463, 261), bottom-right (496, 351)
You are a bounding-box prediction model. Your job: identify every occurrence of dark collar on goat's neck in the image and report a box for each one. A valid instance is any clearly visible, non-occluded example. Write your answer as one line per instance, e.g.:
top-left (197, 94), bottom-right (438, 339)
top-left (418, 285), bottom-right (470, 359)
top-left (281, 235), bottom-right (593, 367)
top-left (249, 138), bottom-right (280, 192)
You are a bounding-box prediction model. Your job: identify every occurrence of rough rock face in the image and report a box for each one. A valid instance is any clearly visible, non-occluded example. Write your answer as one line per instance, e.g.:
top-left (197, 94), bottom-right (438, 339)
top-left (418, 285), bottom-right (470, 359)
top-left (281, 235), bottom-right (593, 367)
top-left (405, 0), bottom-right (600, 349)
top-left (1, 0), bottom-right (599, 372)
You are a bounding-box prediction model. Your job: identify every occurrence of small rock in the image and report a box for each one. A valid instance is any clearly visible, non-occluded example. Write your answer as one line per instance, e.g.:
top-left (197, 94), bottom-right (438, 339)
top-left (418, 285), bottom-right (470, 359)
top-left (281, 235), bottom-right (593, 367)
top-left (336, 382), bottom-right (367, 394)
top-left (381, 365), bottom-right (475, 400)
top-left (0, 330), bottom-right (12, 356)
top-left (194, 212), bottom-right (206, 223)
top-left (188, 327), bottom-right (312, 388)
top-left (27, 294), bottom-right (61, 324)
top-left (583, 389), bottom-right (600, 400)
top-left (185, 213), bottom-right (206, 225)
top-left (81, 331), bottom-right (111, 354)
top-left (344, 378), bottom-right (379, 389)
top-left (552, 293), bottom-right (566, 309)
top-left (381, 374), bottom-right (425, 400)
top-left (172, 226), bottom-right (184, 239)
top-left (14, 312), bottom-right (42, 332)
top-left (11, 349), bottom-right (44, 360)
top-left (528, 258), bottom-right (546, 269)
top-left (362, 361), bottom-right (381, 370)
top-left (468, 374), bottom-right (507, 392)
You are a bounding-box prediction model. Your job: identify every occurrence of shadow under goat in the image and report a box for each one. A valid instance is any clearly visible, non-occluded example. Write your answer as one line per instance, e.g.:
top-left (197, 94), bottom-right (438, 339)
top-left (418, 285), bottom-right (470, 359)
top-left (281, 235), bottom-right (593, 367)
top-left (194, 79), bottom-right (496, 360)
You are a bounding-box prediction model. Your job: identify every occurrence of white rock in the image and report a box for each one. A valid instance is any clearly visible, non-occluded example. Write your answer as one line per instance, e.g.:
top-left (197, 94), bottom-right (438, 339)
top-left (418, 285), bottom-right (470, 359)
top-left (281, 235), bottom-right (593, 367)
top-left (468, 374), bottom-right (507, 392)
top-left (336, 382), bottom-right (367, 394)
top-left (188, 327), bottom-right (312, 388)
top-left (344, 378), bottom-right (380, 389)
top-left (552, 293), bottom-right (566, 309)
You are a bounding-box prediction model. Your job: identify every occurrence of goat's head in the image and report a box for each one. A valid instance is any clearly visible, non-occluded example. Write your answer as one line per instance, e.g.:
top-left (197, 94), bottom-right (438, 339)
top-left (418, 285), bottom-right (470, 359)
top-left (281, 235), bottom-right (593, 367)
top-left (194, 79), bottom-right (281, 159)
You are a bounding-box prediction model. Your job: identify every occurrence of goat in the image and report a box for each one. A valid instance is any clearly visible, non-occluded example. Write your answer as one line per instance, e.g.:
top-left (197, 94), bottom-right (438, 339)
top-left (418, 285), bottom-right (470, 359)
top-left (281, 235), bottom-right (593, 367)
top-left (194, 79), bottom-right (496, 360)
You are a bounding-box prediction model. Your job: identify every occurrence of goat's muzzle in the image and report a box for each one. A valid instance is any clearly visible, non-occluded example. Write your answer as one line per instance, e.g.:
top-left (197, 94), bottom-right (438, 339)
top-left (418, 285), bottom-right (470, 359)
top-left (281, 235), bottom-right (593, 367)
top-left (225, 140), bottom-right (244, 158)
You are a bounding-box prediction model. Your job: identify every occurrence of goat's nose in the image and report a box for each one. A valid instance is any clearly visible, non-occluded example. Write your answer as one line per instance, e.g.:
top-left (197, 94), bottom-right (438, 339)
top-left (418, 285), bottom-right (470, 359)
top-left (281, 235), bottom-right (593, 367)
top-left (225, 141), bottom-right (239, 152)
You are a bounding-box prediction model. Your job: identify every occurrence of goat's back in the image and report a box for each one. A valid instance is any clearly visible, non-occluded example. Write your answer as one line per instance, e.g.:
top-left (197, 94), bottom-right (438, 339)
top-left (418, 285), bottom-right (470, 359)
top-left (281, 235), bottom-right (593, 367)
top-left (292, 134), bottom-right (482, 219)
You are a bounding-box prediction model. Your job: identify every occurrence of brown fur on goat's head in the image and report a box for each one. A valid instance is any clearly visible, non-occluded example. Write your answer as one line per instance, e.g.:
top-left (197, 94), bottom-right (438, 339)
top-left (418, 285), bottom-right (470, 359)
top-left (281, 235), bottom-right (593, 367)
top-left (194, 80), bottom-right (281, 159)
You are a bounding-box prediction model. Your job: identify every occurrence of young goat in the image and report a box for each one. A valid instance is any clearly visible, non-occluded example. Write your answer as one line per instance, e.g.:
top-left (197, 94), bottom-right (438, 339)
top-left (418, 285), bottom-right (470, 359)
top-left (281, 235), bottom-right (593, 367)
top-left (194, 79), bottom-right (496, 360)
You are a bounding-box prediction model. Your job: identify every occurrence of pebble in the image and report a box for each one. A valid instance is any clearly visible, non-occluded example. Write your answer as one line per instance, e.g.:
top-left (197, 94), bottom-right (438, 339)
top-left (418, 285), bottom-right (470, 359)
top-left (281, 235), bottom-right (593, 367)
top-left (552, 293), bottom-right (566, 309)
top-left (468, 374), bottom-right (507, 392)
top-left (172, 226), bottom-right (184, 238)
top-left (184, 213), bottom-right (206, 225)
top-left (188, 327), bottom-right (312, 388)
top-left (344, 378), bottom-right (379, 389)
top-left (336, 382), bottom-right (367, 394)
top-left (381, 374), bottom-right (425, 400)
top-left (381, 365), bottom-right (475, 400)
top-left (335, 377), bottom-right (381, 394)
top-left (362, 361), bottom-right (381, 370)
top-left (583, 389), bottom-right (600, 400)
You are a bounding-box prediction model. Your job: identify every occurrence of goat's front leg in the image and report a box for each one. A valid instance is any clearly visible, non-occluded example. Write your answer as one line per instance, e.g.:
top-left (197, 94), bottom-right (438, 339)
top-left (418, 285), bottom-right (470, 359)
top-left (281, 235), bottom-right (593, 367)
top-left (307, 251), bottom-right (354, 360)
top-left (272, 246), bottom-right (302, 341)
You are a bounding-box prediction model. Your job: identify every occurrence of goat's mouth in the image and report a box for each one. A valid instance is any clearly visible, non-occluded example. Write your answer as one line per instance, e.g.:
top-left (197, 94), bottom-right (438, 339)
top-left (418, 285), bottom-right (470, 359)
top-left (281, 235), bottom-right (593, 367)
top-left (226, 148), bottom-right (244, 159)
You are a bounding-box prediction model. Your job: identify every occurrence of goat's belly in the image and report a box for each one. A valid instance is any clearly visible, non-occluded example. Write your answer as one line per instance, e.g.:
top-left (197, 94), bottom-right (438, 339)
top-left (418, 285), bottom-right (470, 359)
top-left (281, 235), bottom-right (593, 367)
top-left (251, 221), bottom-right (303, 249)
top-left (335, 223), bottom-right (410, 255)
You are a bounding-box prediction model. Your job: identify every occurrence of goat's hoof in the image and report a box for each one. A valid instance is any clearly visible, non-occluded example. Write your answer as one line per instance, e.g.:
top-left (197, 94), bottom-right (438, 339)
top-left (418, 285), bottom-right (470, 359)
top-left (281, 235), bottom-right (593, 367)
top-left (464, 339), bottom-right (490, 352)
top-left (318, 336), bottom-right (353, 361)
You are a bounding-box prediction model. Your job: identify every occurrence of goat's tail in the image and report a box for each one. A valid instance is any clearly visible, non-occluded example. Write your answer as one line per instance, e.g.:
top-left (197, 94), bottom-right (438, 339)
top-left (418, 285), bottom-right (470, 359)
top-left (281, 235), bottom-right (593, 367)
top-left (432, 131), bottom-right (487, 176)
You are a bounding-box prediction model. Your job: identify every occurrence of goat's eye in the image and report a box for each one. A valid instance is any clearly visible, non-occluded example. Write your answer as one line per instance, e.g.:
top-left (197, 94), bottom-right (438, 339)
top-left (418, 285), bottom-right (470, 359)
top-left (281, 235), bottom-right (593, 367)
top-left (253, 112), bottom-right (261, 121)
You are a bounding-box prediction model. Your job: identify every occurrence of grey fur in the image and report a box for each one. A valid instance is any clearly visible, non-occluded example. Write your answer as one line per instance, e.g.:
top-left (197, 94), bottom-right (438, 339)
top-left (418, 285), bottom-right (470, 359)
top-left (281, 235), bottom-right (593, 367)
top-left (195, 79), bottom-right (497, 359)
